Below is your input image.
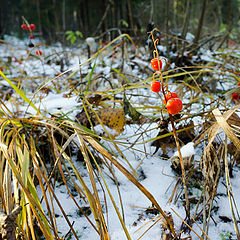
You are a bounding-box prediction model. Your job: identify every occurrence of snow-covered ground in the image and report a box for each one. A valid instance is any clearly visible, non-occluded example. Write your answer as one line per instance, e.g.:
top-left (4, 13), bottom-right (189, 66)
top-left (0, 35), bottom-right (240, 240)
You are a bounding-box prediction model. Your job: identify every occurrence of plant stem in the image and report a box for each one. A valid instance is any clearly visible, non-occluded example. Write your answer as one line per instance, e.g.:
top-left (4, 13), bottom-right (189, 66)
top-left (169, 114), bottom-right (190, 223)
top-left (151, 29), bottom-right (191, 227)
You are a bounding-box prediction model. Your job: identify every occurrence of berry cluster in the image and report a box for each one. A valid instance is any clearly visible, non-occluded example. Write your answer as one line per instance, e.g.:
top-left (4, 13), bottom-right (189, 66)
top-left (21, 23), bottom-right (35, 31)
top-left (21, 22), bottom-right (42, 56)
top-left (232, 82), bottom-right (240, 100)
top-left (21, 23), bottom-right (35, 41)
top-left (150, 58), bottom-right (183, 115)
top-left (163, 92), bottom-right (183, 115)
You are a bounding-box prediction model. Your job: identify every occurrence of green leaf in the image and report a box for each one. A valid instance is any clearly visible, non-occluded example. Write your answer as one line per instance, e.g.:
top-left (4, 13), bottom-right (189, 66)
top-left (71, 36), bottom-right (77, 43)
top-left (65, 30), bottom-right (73, 35)
top-left (119, 19), bottom-right (129, 28)
top-left (75, 31), bottom-right (83, 38)
top-left (123, 92), bottom-right (141, 121)
top-left (66, 35), bottom-right (72, 41)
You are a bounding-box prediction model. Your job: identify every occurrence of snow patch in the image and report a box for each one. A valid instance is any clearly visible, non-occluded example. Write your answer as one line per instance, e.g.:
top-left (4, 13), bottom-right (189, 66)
top-left (173, 142), bottom-right (195, 158)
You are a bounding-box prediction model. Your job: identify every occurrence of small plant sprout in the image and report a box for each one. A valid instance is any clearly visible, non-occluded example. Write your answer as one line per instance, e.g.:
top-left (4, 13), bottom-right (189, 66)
top-left (65, 30), bottom-right (83, 44)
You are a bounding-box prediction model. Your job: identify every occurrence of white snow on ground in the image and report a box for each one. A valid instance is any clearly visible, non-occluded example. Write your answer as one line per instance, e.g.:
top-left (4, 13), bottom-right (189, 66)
top-left (0, 35), bottom-right (240, 240)
top-left (173, 142), bottom-right (195, 158)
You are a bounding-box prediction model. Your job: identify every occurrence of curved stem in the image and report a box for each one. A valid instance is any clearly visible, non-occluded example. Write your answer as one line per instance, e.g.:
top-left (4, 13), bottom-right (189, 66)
top-left (151, 30), bottom-right (191, 226)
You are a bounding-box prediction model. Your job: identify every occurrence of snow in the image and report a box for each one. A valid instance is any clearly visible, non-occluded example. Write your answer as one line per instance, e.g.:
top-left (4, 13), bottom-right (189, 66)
top-left (1, 34), bottom-right (240, 240)
top-left (94, 124), bottom-right (119, 137)
top-left (173, 142), bottom-right (195, 158)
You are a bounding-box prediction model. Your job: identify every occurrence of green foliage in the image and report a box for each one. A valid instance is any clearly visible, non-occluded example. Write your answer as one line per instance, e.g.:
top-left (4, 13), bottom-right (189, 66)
top-left (220, 232), bottom-right (232, 240)
top-left (65, 30), bottom-right (83, 44)
top-left (118, 19), bottom-right (129, 28)
top-left (220, 23), bottom-right (227, 32)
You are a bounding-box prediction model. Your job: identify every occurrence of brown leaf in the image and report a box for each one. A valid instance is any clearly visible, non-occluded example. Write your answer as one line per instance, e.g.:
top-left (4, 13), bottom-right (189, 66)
top-left (97, 108), bottom-right (125, 135)
top-left (87, 94), bottom-right (102, 106)
top-left (75, 110), bottom-right (92, 128)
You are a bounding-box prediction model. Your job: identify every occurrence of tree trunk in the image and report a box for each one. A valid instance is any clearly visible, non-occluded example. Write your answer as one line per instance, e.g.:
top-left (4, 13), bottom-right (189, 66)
top-left (149, 0), bottom-right (154, 23)
top-left (36, 0), bottom-right (42, 40)
top-left (181, 0), bottom-right (191, 40)
top-left (52, 0), bottom-right (61, 39)
top-left (0, 0), bottom-right (8, 38)
top-left (193, 0), bottom-right (208, 44)
top-left (84, 0), bottom-right (90, 34)
top-left (126, 0), bottom-right (135, 36)
top-left (62, 0), bottom-right (66, 32)
top-left (165, 0), bottom-right (170, 58)
top-left (93, 0), bottom-right (110, 36)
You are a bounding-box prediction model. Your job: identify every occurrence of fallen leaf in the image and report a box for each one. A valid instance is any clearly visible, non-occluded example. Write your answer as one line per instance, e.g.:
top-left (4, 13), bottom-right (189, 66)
top-left (97, 107), bottom-right (125, 135)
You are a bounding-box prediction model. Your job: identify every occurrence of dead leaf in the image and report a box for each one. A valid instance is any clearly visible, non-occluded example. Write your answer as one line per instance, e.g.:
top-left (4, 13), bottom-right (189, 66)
top-left (97, 107), bottom-right (125, 135)
top-left (87, 94), bottom-right (102, 106)
top-left (75, 110), bottom-right (92, 128)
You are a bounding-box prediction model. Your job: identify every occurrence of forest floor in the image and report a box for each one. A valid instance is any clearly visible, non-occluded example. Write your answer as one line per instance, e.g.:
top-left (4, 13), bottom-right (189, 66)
top-left (0, 33), bottom-right (240, 240)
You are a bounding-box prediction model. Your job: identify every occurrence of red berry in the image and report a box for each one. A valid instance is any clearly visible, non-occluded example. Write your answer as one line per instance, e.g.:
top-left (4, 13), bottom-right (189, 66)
top-left (21, 24), bottom-right (27, 30)
top-left (163, 92), bottom-right (178, 105)
top-left (36, 50), bottom-right (42, 56)
top-left (151, 58), bottom-right (162, 71)
top-left (238, 82), bottom-right (240, 87)
top-left (151, 81), bottom-right (161, 93)
top-left (30, 24), bottom-right (35, 30)
top-left (232, 93), bottom-right (239, 100)
top-left (166, 98), bottom-right (183, 115)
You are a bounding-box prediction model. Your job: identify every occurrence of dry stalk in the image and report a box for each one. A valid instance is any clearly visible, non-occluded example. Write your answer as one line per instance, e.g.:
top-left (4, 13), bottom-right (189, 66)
top-left (224, 137), bottom-right (240, 239)
top-left (150, 31), bottom-right (191, 224)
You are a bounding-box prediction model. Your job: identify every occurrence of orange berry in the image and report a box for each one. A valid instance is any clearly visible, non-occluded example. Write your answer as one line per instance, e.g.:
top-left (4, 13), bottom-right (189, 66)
top-left (151, 81), bottom-right (161, 93)
top-left (163, 92), bottom-right (178, 105)
top-left (151, 58), bottom-right (162, 71)
top-left (166, 98), bottom-right (183, 115)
